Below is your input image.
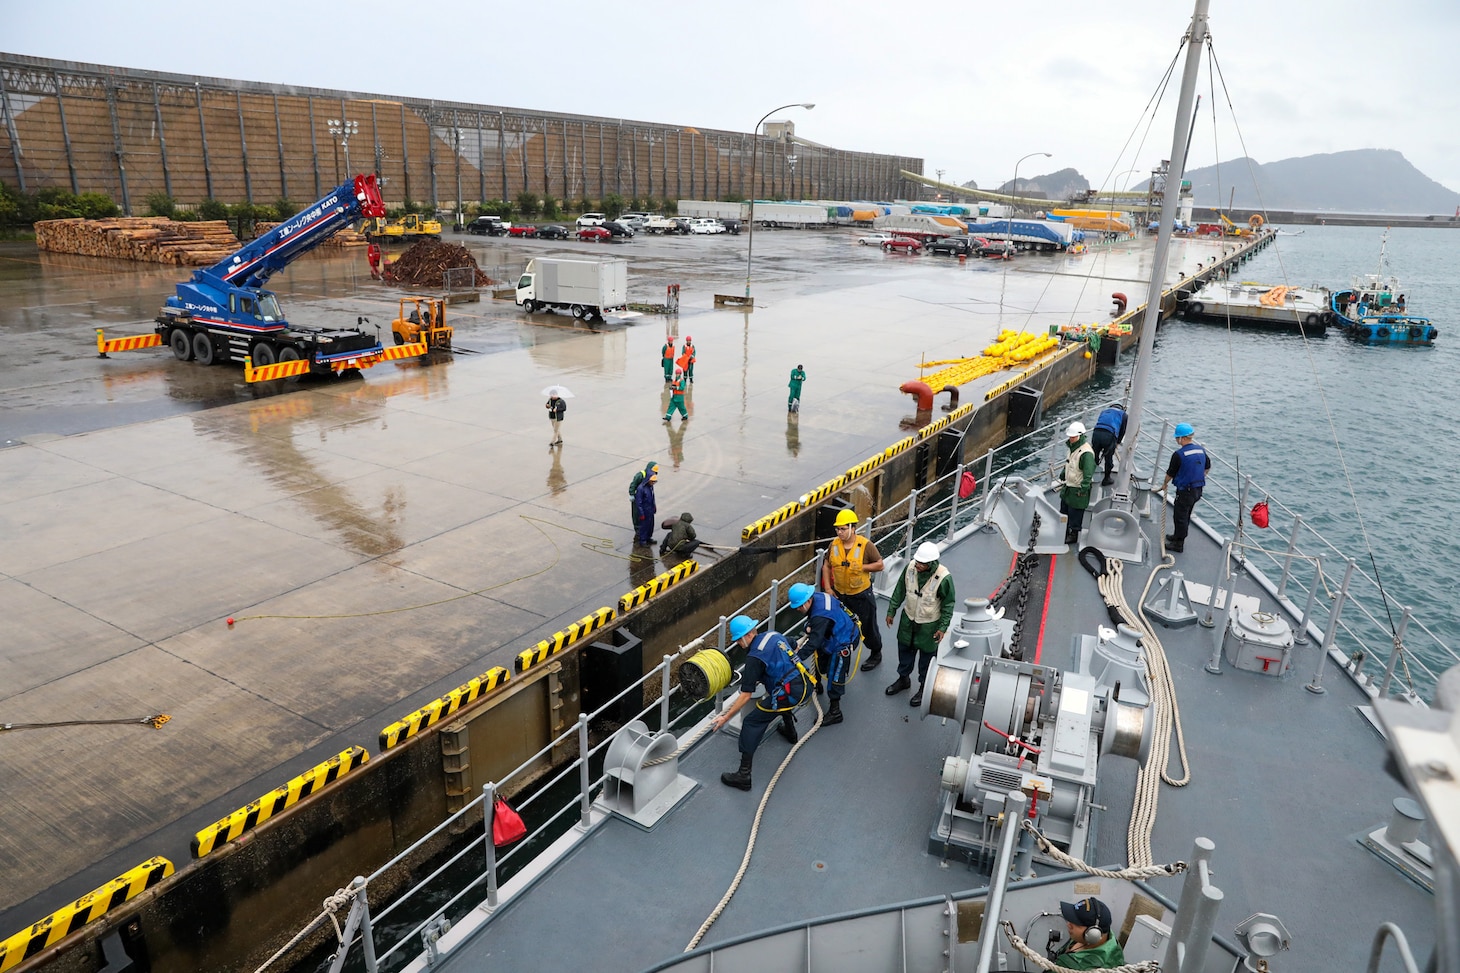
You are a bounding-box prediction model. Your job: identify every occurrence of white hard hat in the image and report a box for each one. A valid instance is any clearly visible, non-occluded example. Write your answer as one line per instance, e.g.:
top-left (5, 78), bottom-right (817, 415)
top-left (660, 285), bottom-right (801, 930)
top-left (1066, 421), bottom-right (1086, 437)
top-left (914, 541), bottom-right (941, 563)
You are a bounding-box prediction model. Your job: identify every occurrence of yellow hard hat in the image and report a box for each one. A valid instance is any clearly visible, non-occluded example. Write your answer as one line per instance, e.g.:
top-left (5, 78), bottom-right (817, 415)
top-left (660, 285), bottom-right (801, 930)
top-left (834, 509), bottom-right (859, 527)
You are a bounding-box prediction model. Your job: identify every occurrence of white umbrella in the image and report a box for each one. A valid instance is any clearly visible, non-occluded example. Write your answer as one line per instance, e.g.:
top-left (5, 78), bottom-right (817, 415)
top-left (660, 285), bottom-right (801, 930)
top-left (541, 385), bottom-right (575, 399)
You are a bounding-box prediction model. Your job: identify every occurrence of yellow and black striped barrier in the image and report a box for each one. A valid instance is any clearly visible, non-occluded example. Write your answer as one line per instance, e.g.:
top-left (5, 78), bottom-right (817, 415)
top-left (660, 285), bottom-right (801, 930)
top-left (243, 355), bottom-right (313, 383)
top-left (379, 666), bottom-right (510, 750)
top-left (0, 857), bottom-right (173, 971)
top-left (740, 499), bottom-right (803, 543)
top-left (375, 341), bottom-right (427, 363)
top-left (917, 414), bottom-right (955, 440)
top-left (95, 329), bottom-right (162, 357)
top-left (516, 607), bottom-right (617, 673)
top-left (190, 747), bottom-right (369, 858)
top-left (883, 435), bottom-right (916, 460)
top-left (798, 473), bottom-right (849, 508)
top-left (619, 559), bottom-right (699, 613)
top-left (843, 452), bottom-right (886, 482)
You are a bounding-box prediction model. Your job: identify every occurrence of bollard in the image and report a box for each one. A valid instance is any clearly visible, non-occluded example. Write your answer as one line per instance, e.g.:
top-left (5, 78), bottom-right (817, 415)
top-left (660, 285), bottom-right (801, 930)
top-left (1306, 557), bottom-right (1355, 695)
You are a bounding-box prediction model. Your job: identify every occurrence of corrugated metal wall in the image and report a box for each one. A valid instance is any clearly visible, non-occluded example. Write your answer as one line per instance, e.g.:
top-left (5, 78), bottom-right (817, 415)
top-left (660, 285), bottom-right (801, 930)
top-left (0, 53), bottom-right (924, 212)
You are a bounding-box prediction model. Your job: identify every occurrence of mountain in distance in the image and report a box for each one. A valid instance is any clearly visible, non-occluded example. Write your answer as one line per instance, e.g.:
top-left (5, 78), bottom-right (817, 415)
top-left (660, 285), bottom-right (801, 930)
top-left (993, 168), bottom-right (1090, 201)
top-left (1161, 149), bottom-right (1459, 215)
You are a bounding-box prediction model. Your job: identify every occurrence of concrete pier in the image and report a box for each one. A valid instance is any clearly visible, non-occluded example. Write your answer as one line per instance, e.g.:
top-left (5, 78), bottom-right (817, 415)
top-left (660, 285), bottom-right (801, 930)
top-left (0, 227), bottom-right (1237, 932)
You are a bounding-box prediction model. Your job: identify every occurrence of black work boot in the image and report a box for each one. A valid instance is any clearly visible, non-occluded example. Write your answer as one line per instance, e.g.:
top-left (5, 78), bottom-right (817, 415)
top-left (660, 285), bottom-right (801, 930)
top-left (777, 713), bottom-right (798, 744)
top-left (885, 675), bottom-right (911, 695)
top-left (909, 684), bottom-right (924, 707)
top-left (823, 699), bottom-right (844, 725)
top-left (721, 753), bottom-right (753, 790)
top-left (860, 652), bottom-right (882, 672)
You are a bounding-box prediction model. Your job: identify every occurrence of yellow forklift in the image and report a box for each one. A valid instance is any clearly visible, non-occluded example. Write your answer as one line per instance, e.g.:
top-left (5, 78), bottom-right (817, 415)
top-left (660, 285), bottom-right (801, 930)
top-left (391, 297), bottom-right (453, 350)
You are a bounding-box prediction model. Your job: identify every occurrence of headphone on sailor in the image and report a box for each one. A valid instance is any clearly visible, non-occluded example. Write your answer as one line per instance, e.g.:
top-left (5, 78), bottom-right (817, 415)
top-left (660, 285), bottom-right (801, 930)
top-left (1060, 896), bottom-right (1113, 946)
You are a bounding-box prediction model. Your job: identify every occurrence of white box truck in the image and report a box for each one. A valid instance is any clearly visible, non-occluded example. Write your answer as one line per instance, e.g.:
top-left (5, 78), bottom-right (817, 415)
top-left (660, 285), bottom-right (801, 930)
top-left (516, 257), bottom-right (629, 321)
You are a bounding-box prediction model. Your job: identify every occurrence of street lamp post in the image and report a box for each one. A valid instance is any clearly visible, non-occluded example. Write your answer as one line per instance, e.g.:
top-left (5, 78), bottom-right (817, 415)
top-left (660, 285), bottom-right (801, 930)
top-left (936, 168), bottom-right (945, 202)
top-left (327, 118), bottom-right (358, 182)
top-left (1009, 151), bottom-right (1051, 218)
top-left (787, 152), bottom-right (798, 200)
top-left (744, 102), bottom-right (814, 301)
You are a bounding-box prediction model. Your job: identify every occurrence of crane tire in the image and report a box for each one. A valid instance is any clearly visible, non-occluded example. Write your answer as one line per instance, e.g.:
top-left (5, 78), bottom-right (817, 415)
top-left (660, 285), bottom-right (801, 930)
top-left (171, 329), bottom-right (194, 361)
top-left (192, 332), bottom-right (215, 365)
top-left (250, 343), bottom-right (276, 366)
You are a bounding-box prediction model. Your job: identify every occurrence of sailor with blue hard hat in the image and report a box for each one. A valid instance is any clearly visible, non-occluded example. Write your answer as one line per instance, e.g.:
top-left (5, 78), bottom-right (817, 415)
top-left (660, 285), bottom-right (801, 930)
top-left (787, 582), bottom-right (861, 725)
top-left (710, 613), bottom-right (817, 790)
top-left (1160, 422), bottom-right (1210, 554)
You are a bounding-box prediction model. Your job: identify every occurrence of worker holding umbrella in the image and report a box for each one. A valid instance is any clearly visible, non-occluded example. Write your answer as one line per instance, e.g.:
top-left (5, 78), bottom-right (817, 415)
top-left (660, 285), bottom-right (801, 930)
top-left (543, 385), bottom-right (573, 447)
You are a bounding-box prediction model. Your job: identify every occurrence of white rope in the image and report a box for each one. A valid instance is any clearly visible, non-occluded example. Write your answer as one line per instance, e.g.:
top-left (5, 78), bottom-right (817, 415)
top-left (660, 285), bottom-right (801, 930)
top-left (685, 687), bottom-right (825, 951)
top-left (251, 886), bottom-right (358, 973)
top-left (1094, 504), bottom-right (1192, 867)
top-left (999, 921), bottom-right (1161, 973)
top-left (1019, 820), bottom-right (1184, 880)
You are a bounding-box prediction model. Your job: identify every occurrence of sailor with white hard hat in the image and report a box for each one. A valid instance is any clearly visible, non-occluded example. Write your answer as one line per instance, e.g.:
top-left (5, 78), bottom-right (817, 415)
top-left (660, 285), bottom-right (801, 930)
top-left (883, 540), bottom-right (956, 707)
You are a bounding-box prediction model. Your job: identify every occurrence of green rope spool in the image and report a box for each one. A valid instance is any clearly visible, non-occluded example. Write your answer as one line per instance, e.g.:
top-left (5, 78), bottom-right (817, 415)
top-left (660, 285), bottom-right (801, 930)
top-left (680, 649), bottom-right (733, 700)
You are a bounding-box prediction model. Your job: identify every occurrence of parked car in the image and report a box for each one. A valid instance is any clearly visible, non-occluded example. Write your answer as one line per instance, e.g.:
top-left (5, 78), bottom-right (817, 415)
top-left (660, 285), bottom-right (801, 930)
top-left (466, 216), bottom-right (510, 236)
top-left (927, 236), bottom-right (975, 256)
top-left (669, 218), bottom-right (694, 235)
top-left (576, 212), bottom-right (607, 228)
top-left (603, 221), bottom-right (636, 238)
top-left (977, 238), bottom-right (1016, 259)
top-left (689, 218), bottom-right (725, 235)
top-left (507, 225), bottom-right (538, 238)
top-left (881, 236), bottom-right (922, 253)
top-left (642, 215), bottom-right (682, 234)
top-left (858, 232), bottom-right (893, 246)
top-left (616, 213), bottom-right (649, 229)
top-left (577, 226), bottom-right (611, 242)
top-left (720, 218), bottom-right (743, 234)
top-left (536, 224), bottom-right (569, 240)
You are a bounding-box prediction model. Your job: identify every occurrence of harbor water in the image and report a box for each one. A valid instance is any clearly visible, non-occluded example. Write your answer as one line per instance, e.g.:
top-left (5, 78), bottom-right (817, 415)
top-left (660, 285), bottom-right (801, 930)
top-left (1060, 224), bottom-right (1460, 689)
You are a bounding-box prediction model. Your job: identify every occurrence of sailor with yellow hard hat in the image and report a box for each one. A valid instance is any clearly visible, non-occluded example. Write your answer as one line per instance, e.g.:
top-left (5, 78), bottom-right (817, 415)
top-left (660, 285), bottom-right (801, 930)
top-left (820, 508), bottom-right (885, 670)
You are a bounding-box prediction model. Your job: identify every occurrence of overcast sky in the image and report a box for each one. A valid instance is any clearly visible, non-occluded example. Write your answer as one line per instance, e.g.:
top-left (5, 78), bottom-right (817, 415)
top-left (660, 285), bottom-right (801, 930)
top-left (9, 0), bottom-right (1458, 194)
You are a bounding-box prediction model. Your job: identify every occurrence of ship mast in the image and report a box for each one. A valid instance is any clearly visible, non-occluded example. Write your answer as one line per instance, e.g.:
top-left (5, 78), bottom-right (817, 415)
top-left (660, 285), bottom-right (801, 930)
top-left (1115, 0), bottom-right (1212, 500)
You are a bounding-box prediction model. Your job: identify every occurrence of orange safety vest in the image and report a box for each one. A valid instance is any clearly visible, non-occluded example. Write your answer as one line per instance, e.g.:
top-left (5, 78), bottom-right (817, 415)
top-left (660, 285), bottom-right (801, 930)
top-left (662, 342), bottom-right (675, 363)
top-left (828, 534), bottom-right (872, 596)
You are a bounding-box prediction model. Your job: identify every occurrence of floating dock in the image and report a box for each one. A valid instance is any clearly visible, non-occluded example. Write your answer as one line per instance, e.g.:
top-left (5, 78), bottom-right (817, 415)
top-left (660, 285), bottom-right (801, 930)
top-left (1182, 280), bottom-right (1331, 332)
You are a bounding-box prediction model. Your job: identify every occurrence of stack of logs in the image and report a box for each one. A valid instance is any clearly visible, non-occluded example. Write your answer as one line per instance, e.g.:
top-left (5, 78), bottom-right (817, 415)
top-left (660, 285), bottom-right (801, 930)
top-left (383, 241), bottom-right (496, 288)
top-left (34, 218), bottom-right (240, 265)
top-left (252, 222), bottom-right (369, 247)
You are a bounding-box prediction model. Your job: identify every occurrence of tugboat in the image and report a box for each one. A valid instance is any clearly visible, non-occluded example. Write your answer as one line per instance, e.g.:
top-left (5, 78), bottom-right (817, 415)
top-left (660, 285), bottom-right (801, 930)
top-left (1330, 231), bottom-right (1438, 344)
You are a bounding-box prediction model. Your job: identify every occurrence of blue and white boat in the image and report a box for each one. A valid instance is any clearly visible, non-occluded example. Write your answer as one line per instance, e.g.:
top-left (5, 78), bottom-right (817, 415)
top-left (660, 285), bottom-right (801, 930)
top-left (1330, 233), bottom-right (1438, 344)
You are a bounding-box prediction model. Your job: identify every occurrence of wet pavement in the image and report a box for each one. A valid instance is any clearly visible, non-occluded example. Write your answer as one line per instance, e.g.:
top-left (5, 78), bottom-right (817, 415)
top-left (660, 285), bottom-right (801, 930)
top-left (0, 226), bottom-right (1231, 926)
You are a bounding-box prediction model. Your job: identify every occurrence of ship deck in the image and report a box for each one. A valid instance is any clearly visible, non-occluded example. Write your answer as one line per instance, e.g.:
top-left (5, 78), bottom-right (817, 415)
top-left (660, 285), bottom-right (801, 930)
top-left (427, 490), bottom-right (1436, 973)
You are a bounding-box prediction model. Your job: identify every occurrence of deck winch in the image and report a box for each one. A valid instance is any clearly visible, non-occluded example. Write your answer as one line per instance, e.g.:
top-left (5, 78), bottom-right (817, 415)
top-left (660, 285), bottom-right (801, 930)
top-left (921, 600), bottom-right (1153, 865)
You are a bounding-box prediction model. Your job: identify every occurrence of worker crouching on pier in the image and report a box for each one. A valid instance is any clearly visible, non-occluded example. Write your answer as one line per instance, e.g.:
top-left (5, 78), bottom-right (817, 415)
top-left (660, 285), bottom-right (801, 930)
top-left (711, 615), bottom-right (816, 790)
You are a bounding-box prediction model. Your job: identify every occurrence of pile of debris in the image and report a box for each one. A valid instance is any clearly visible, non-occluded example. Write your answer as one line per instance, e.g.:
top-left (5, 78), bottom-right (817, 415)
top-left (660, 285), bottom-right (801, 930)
top-left (253, 222), bottom-right (368, 247)
top-left (34, 218), bottom-right (240, 265)
top-left (383, 240), bottom-right (495, 288)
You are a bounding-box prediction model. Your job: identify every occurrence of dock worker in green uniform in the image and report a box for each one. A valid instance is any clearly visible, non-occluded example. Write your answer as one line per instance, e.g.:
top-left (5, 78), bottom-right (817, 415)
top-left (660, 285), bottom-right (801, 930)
top-left (663, 370), bottom-right (688, 422)
top-left (661, 337), bottom-right (677, 383)
top-left (788, 364), bottom-right (806, 413)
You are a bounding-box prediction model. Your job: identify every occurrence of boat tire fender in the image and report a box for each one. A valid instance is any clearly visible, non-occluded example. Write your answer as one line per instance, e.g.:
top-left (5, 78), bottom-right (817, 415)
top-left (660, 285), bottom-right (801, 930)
top-left (1376, 326), bottom-right (1389, 338)
top-left (1189, 301), bottom-right (1204, 316)
top-left (1304, 313), bottom-right (1320, 327)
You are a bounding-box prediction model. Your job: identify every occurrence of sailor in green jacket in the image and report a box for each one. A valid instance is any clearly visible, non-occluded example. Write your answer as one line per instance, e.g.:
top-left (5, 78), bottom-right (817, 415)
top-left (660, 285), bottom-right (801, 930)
top-left (1054, 897), bottom-right (1125, 970)
top-left (1059, 421), bottom-right (1097, 546)
top-left (883, 541), bottom-right (955, 707)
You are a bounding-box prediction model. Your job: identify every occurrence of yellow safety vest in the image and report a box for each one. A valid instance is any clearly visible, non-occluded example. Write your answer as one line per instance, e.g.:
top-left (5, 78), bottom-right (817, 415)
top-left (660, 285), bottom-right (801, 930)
top-left (829, 535), bottom-right (872, 595)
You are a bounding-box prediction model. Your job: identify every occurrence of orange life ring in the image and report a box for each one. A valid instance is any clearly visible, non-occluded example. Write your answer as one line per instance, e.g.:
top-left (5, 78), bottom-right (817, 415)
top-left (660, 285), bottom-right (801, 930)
top-left (1248, 214), bottom-right (1265, 229)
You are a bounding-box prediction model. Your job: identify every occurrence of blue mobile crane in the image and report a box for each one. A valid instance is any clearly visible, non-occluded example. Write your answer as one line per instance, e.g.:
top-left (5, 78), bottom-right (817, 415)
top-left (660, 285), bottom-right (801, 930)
top-left (153, 174), bottom-right (391, 373)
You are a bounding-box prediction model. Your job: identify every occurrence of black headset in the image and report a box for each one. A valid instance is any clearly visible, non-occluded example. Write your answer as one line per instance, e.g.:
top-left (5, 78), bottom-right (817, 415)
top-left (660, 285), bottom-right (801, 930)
top-left (1081, 899), bottom-right (1107, 946)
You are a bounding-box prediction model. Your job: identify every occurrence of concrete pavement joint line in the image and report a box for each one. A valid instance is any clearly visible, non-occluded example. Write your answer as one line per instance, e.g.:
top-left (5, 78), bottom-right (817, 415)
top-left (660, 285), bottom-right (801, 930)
top-left (148, 642), bottom-right (335, 732)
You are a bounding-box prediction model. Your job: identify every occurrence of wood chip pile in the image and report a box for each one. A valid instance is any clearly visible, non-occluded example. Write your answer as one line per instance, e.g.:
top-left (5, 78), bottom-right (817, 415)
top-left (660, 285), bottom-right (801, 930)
top-left (383, 241), bottom-right (495, 288)
top-left (252, 222), bottom-right (369, 247)
top-left (34, 218), bottom-right (240, 265)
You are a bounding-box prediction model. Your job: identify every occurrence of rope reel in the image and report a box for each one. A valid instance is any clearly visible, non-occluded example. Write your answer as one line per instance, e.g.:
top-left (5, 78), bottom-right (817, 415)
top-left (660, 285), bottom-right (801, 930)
top-left (679, 649), bottom-right (733, 700)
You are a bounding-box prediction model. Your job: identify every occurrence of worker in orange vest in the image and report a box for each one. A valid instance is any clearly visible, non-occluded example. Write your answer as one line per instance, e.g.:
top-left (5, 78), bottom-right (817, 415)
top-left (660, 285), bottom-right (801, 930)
top-left (679, 336), bottom-right (696, 383)
top-left (661, 337), bottom-right (677, 384)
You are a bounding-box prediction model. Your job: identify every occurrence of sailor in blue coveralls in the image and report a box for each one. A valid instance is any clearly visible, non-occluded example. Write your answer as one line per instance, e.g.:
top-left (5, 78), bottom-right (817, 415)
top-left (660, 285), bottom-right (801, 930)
top-left (710, 614), bottom-right (816, 790)
top-left (786, 583), bottom-right (860, 726)
top-left (1160, 422), bottom-right (1211, 553)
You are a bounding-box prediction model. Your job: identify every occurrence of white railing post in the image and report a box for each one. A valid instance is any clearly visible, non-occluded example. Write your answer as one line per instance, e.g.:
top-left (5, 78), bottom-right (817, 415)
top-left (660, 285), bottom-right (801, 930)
top-left (1306, 558), bottom-right (1355, 695)
top-left (1378, 606), bottom-right (1412, 698)
top-left (1276, 514), bottom-right (1303, 598)
top-left (946, 462), bottom-right (966, 541)
top-left (483, 782), bottom-right (499, 909)
top-left (577, 713), bottom-right (592, 828)
top-left (660, 654), bottom-right (673, 729)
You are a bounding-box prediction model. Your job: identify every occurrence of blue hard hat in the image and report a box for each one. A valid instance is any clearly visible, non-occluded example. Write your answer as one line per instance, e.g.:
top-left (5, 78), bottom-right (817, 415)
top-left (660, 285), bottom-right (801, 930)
top-left (1174, 422), bottom-right (1194, 438)
top-left (728, 615), bottom-right (758, 641)
top-left (787, 583), bottom-right (815, 609)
